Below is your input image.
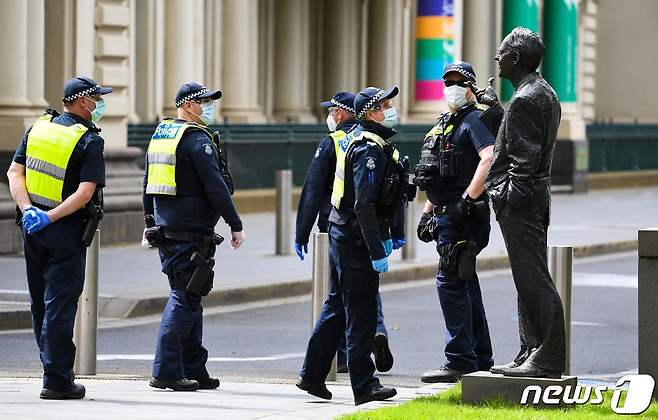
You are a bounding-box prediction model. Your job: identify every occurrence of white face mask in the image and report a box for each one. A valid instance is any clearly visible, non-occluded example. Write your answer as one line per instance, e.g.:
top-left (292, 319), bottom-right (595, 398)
top-left (326, 114), bottom-right (337, 132)
top-left (444, 85), bottom-right (469, 109)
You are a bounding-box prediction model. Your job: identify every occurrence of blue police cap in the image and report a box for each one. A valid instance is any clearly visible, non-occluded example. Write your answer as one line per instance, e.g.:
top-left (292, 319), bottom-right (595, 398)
top-left (175, 82), bottom-right (222, 108)
top-left (442, 61), bottom-right (476, 81)
top-left (320, 92), bottom-right (356, 114)
top-left (61, 76), bottom-right (112, 102)
top-left (354, 86), bottom-right (399, 120)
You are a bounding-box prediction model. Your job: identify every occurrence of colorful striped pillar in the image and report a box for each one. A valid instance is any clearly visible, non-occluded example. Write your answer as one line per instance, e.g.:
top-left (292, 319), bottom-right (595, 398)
top-left (415, 0), bottom-right (455, 102)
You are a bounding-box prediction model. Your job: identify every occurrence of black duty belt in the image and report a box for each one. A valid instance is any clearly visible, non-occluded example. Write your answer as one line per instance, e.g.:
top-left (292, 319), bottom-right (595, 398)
top-left (162, 229), bottom-right (210, 243)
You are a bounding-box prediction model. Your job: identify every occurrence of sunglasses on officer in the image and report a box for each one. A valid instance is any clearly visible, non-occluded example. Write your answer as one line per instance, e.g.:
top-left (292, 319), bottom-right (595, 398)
top-left (443, 80), bottom-right (470, 88)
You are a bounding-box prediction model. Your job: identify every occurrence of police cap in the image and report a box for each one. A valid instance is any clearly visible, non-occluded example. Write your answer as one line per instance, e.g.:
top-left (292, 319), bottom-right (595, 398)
top-left (320, 91), bottom-right (356, 114)
top-left (62, 76), bottom-right (113, 102)
top-left (175, 82), bottom-right (222, 108)
top-left (354, 86), bottom-right (399, 120)
top-left (442, 61), bottom-right (476, 81)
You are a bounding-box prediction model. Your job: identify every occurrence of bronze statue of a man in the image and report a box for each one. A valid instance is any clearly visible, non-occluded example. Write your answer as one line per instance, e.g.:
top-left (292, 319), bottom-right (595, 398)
top-left (485, 27), bottom-right (565, 378)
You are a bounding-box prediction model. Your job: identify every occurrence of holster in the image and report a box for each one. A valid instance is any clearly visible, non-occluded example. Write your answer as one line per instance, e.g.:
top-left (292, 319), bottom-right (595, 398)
top-left (81, 201), bottom-right (103, 247)
top-left (186, 234), bottom-right (224, 296)
top-left (437, 240), bottom-right (478, 281)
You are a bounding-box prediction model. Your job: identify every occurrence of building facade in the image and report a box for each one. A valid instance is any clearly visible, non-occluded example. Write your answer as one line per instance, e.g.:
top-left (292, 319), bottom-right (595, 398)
top-left (0, 0), bottom-right (656, 251)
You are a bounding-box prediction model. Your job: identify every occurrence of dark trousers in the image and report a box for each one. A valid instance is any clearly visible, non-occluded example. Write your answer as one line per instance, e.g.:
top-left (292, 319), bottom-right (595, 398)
top-left (152, 241), bottom-right (213, 380)
top-left (496, 187), bottom-right (566, 373)
top-left (22, 216), bottom-right (86, 391)
top-left (337, 292), bottom-right (387, 366)
top-left (300, 224), bottom-right (380, 397)
top-left (434, 207), bottom-right (493, 373)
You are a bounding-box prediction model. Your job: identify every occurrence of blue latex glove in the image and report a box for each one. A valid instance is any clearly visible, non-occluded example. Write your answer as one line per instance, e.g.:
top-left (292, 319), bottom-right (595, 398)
top-left (22, 207), bottom-right (51, 235)
top-left (382, 239), bottom-right (393, 257)
top-left (372, 257), bottom-right (389, 273)
top-left (294, 242), bottom-right (308, 261)
top-left (392, 237), bottom-right (407, 250)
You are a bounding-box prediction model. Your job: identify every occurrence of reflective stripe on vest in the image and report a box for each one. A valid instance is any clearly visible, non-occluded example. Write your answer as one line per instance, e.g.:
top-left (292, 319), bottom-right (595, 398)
top-left (145, 119), bottom-right (206, 196)
top-left (330, 129), bottom-right (399, 209)
top-left (25, 114), bottom-right (87, 208)
top-left (329, 130), bottom-right (351, 208)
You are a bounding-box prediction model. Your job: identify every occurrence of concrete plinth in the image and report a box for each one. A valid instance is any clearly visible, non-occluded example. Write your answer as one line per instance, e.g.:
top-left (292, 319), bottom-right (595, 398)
top-left (462, 371), bottom-right (578, 407)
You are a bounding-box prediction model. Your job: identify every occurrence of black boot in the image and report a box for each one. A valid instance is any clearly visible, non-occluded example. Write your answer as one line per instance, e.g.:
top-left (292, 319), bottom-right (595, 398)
top-left (40, 383), bottom-right (86, 400)
top-left (373, 333), bottom-right (394, 373)
top-left (149, 377), bottom-right (199, 391)
top-left (420, 366), bottom-right (467, 383)
top-left (296, 378), bottom-right (332, 400)
top-left (197, 376), bottom-right (220, 389)
top-left (354, 385), bottom-right (397, 406)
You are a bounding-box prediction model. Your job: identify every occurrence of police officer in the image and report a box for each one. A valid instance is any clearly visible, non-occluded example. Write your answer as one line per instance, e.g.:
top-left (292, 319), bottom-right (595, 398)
top-left (7, 76), bottom-right (111, 399)
top-left (143, 82), bottom-right (244, 391)
top-left (297, 86), bottom-right (405, 406)
top-left (294, 92), bottom-right (394, 374)
top-left (414, 62), bottom-right (497, 383)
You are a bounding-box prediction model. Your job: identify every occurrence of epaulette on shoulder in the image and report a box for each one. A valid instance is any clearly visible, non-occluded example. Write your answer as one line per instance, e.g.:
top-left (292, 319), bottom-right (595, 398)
top-left (434, 111), bottom-right (451, 125)
top-left (44, 108), bottom-right (61, 118)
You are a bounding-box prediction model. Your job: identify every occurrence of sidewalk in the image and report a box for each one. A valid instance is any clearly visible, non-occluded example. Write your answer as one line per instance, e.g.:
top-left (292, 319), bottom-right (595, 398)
top-left (0, 377), bottom-right (450, 420)
top-left (1, 187), bottom-right (656, 328)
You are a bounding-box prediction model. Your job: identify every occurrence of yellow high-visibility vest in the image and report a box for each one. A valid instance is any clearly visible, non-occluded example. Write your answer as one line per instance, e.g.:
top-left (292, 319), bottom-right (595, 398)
top-left (145, 118), bottom-right (210, 196)
top-left (25, 114), bottom-right (87, 208)
top-left (330, 129), bottom-right (399, 209)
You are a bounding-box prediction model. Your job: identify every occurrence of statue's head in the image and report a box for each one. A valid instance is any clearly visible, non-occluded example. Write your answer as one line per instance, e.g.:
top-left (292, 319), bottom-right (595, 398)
top-left (495, 27), bottom-right (544, 80)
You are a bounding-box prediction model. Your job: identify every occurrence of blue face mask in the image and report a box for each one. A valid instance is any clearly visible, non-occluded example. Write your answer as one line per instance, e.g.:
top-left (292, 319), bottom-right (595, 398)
top-left (91, 98), bottom-right (106, 123)
top-left (200, 101), bottom-right (215, 125)
top-left (381, 106), bottom-right (398, 128)
top-left (84, 97), bottom-right (105, 123)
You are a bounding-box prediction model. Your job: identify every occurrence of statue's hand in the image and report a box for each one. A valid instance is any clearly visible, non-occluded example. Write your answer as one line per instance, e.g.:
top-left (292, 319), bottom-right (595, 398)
top-left (472, 77), bottom-right (499, 107)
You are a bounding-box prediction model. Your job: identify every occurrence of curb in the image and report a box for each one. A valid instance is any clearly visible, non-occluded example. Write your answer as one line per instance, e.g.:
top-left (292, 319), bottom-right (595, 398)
top-left (1, 239), bottom-right (638, 331)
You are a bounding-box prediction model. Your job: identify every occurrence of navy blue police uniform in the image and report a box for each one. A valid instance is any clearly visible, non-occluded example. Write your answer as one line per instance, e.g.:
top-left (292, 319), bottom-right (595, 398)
top-left (298, 87), bottom-right (401, 405)
top-left (143, 83), bottom-right (242, 389)
top-left (415, 62), bottom-right (495, 379)
top-left (12, 77), bottom-right (109, 396)
top-left (295, 93), bottom-right (390, 371)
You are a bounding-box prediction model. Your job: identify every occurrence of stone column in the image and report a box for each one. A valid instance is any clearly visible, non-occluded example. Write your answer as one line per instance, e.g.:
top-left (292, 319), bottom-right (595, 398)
top-left (0, 0), bottom-right (33, 152)
top-left (320, 0), bottom-right (361, 101)
top-left (462, 0), bottom-right (499, 89)
top-left (94, 0), bottom-right (136, 149)
top-left (221, 0), bottom-right (266, 122)
top-left (543, 0), bottom-right (588, 192)
top-left (0, 0), bottom-right (45, 250)
top-left (135, 0), bottom-right (165, 123)
top-left (162, 0), bottom-right (204, 117)
top-left (271, 0), bottom-right (315, 122)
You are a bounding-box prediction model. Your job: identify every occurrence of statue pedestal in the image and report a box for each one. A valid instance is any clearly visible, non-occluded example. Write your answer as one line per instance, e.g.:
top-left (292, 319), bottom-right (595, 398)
top-left (462, 371), bottom-right (578, 407)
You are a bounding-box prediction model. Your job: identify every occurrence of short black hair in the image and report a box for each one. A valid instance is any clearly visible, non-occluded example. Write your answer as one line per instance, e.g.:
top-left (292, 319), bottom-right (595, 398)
top-left (501, 27), bottom-right (544, 72)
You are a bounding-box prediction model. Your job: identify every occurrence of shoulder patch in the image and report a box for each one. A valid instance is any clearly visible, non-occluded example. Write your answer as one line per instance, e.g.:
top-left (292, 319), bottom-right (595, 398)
top-left (314, 147), bottom-right (321, 158)
top-left (366, 157), bottom-right (376, 171)
top-left (204, 143), bottom-right (213, 155)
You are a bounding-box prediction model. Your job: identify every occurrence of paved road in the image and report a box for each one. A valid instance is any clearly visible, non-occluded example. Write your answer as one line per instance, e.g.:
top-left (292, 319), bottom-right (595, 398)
top-left (0, 252), bottom-right (638, 388)
top-left (1, 187), bottom-right (655, 301)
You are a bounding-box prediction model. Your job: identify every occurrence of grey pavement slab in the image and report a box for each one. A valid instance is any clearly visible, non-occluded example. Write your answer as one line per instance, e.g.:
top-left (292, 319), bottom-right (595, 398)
top-left (0, 187), bottom-right (655, 305)
top-left (0, 377), bottom-right (444, 420)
